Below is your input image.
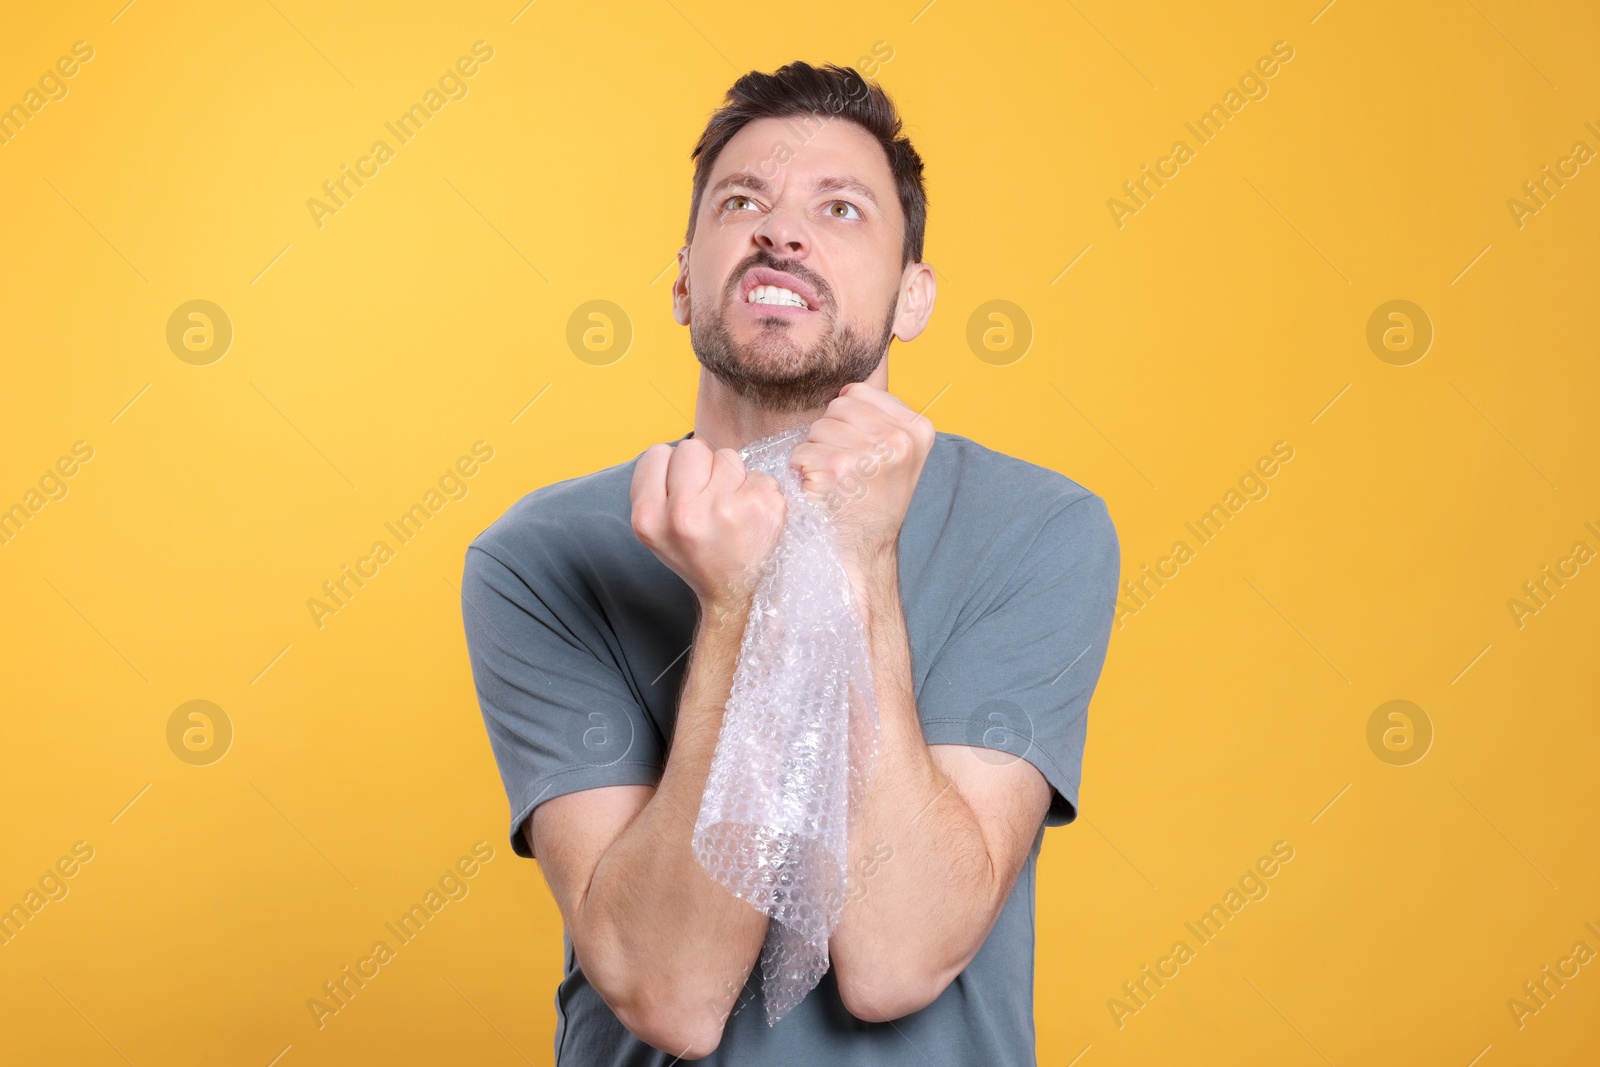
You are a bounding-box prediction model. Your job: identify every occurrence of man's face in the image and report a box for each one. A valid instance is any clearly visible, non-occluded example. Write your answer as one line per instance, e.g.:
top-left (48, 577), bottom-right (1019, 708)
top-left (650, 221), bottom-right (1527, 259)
top-left (675, 115), bottom-right (910, 413)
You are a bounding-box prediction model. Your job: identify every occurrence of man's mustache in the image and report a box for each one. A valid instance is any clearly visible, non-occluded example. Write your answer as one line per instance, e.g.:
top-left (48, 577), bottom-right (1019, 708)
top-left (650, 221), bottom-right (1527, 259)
top-left (726, 255), bottom-right (831, 310)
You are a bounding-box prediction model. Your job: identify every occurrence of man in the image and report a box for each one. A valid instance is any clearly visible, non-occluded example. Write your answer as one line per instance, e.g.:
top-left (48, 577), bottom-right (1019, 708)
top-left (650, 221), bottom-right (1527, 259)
top-left (461, 60), bottom-right (1120, 1064)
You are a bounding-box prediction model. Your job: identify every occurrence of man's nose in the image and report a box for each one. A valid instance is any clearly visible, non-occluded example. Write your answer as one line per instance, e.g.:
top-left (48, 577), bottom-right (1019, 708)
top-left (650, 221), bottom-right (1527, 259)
top-left (753, 204), bottom-right (809, 257)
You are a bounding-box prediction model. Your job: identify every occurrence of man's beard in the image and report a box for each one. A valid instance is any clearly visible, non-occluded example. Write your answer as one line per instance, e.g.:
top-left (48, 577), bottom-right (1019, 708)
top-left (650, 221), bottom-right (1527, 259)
top-left (690, 261), bottom-right (897, 414)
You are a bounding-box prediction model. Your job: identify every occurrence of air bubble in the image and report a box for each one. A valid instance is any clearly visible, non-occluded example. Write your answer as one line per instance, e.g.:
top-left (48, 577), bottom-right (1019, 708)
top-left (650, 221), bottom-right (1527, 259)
top-left (692, 425), bottom-right (880, 1026)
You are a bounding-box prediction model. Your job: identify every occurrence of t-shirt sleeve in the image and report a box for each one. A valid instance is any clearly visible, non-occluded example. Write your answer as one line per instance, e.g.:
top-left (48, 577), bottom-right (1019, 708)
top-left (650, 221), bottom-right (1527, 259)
top-left (460, 542), bottom-right (665, 859)
top-left (915, 492), bottom-right (1120, 826)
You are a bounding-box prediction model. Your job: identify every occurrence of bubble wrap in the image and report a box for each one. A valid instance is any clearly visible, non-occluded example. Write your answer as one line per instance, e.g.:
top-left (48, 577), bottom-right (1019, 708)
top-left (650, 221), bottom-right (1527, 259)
top-left (691, 424), bottom-right (881, 1026)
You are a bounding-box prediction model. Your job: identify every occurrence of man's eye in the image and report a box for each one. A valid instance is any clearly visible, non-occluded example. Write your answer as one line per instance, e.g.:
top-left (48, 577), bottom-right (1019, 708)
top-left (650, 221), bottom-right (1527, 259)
top-left (826, 200), bottom-right (862, 220)
top-left (724, 195), bottom-right (759, 212)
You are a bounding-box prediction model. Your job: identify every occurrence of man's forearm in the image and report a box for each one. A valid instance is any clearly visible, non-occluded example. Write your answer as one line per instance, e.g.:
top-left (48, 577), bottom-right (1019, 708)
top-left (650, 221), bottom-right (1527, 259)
top-left (572, 593), bottom-right (768, 1049)
top-left (828, 551), bottom-right (1002, 1019)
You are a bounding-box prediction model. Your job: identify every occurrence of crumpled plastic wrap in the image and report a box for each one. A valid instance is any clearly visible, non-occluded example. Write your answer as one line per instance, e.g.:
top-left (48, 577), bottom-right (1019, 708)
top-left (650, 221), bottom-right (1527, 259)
top-left (691, 424), bottom-right (881, 1026)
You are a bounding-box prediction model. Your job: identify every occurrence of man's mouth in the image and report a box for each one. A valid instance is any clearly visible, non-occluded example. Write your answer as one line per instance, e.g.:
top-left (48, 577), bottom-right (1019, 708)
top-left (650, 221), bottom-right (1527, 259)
top-left (739, 266), bottom-right (821, 313)
top-left (748, 285), bottom-right (810, 309)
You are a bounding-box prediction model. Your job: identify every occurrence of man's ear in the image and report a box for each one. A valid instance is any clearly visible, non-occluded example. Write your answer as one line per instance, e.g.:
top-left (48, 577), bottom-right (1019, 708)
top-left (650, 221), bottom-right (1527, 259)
top-left (672, 246), bottom-right (692, 326)
top-left (891, 262), bottom-right (937, 343)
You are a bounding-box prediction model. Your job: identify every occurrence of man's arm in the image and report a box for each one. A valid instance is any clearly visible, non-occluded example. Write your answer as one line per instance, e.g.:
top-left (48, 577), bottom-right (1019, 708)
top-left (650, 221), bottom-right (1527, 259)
top-left (527, 585), bottom-right (767, 1059)
top-left (791, 382), bottom-right (1110, 1023)
top-left (523, 438), bottom-right (787, 1058)
top-left (825, 551), bottom-right (1053, 1022)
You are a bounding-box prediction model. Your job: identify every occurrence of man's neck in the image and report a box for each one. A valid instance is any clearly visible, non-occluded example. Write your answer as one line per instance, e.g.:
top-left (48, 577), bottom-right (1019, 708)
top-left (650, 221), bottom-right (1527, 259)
top-left (690, 363), bottom-right (889, 453)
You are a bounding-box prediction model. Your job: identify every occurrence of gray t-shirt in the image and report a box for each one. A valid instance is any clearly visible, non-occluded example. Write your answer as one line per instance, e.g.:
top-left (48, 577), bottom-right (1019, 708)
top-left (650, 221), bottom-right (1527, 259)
top-left (460, 429), bottom-right (1120, 1065)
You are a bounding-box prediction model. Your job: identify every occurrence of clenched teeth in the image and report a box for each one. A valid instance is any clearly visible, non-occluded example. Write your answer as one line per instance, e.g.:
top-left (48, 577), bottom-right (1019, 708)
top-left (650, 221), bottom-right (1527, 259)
top-left (748, 285), bottom-right (809, 309)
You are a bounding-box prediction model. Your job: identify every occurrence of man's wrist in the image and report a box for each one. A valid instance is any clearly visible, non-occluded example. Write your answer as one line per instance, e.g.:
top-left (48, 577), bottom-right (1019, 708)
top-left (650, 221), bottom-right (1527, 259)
top-left (845, 544), bottom-right (900, 617)
top-left (695, 561), bottom-right (767, 631)
top-left (698, 588), bottom-right (755, 634)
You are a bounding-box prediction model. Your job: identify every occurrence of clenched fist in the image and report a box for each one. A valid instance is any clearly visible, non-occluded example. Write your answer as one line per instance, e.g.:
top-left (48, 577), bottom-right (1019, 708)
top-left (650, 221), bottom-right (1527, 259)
top-left (789, 382), bottom-right (935, 573)
top-left (630, 438), bottom-right (786, 620)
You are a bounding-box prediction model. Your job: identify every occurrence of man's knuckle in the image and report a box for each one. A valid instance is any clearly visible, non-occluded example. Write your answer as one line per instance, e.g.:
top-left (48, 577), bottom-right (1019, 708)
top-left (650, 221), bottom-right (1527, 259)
top-left (668, 502), bottom-right (701, 534)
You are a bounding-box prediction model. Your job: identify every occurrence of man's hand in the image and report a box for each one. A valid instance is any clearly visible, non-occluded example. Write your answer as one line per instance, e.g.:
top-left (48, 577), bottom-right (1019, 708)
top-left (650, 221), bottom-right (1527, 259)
top-left (631, 438), bottom-right (787, 619)
top-left (790, 382), bottom-right (936, 581)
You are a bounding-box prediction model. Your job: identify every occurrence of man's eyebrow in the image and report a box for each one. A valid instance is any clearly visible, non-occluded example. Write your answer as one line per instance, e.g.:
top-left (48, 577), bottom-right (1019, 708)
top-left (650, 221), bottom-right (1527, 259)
top-left (707, 172), bottom-right (770, 201)
top-left (812, 175), bottom-right (880, 208)
top-left (708, 172), bottom-right (881, 209)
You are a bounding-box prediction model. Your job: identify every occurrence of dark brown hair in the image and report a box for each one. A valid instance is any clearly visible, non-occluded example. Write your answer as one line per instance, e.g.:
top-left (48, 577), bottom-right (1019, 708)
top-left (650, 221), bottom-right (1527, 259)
top-left (685, 60), bottom-right (927, 267)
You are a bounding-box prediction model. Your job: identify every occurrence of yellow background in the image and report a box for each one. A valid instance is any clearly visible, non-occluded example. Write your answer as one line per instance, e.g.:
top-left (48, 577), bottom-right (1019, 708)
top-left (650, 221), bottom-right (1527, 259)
top-left (2, 0), bottom-right (1596, 1063)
